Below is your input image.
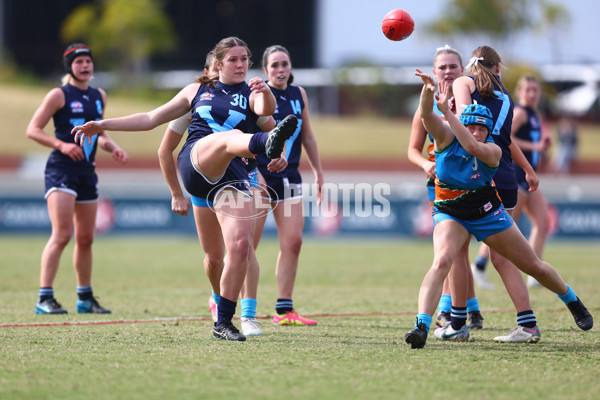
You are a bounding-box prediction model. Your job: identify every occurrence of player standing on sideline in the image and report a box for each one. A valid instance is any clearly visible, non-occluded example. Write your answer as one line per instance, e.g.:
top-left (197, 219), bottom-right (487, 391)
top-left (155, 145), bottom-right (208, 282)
top-left (73, 37), bottom-right (298, 341)
top-left (511, 75), bottom-right (551, 288)
top-left (407, 45), bottom-right (484, 331)
top-left (158, 51), bottom-right (278, 337)
top-left (27, 44), bottom-right (129, 314)
top-left (253, 45), bottom-right (324, 326)
top-left (404, 71), bottom-right (593, 349)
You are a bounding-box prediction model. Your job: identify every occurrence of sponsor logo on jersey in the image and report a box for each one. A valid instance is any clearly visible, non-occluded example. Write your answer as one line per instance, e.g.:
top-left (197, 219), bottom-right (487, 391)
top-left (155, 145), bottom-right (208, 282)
top-left (200, 93), bottom-right (215, 101)
top-left (70, 101), bottom-right (84, 113)
top-left (470, 172), bottom-right (481, 180)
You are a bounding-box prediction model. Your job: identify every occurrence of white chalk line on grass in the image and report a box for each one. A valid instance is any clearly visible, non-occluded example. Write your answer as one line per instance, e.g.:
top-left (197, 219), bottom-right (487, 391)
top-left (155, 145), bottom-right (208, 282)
top-left (0, 307), bottom-right (585, 329)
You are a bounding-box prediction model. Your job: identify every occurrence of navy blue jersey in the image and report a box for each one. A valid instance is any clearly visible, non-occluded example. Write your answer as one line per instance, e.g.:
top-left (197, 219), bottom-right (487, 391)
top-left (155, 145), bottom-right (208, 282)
top-left (49, 83), bottom-right (104, 170)
top-left (470, 76), bottom-right (516, 190)
top-left (183, 81), bottom-right (259, 173)
top-left (177, 81), bottom-right (259, 200)
top-left (185, 81), bottom-right (259, 145)
top-left (255, 84), bottom-right (304, 178)
top-left (514, 106), bottom-right (542, 170)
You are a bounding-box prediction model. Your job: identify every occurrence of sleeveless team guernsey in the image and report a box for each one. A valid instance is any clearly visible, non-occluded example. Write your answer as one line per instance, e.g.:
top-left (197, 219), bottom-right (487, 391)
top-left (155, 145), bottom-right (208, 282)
top-left (255, 84), bottom-right (304, 177)
top-left (514, 105), bottom-right (542, 170)
top-left (49, 83), bottom-right (103, 170)
top-left (183, 80), bottom-right (259, 176)
top-left (469, 76), bottom-right (516, 191)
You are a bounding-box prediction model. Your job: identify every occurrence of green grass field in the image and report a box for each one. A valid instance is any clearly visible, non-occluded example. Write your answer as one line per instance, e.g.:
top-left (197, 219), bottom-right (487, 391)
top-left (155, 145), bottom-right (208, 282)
top-left (1, 236), bottom-right (598, 400)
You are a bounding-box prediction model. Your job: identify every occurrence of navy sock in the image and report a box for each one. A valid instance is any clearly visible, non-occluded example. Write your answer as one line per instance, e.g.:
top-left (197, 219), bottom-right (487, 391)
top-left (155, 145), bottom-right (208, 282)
top-left (248, 131), bottom-right (269, 155)
top-left (475, 255), bottom-right (488, 271)
top-left (216, 296), bottom-right (237, 326)
top-left (77, 286), bottom-right (93, 301)
top-left (517, 310), bottom-right (537, 328)
top-left (38, 287), bottom-right (53, 302)
top-left (275, 298), bottom-right (293, 314)
top-left (450, 306), bottom-right (467, 330)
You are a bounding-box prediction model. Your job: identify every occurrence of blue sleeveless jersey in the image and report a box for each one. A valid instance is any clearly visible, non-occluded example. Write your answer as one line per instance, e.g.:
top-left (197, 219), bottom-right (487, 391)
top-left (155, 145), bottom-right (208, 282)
top-left (182, 80), bottom-right (259, 174)
top-left (255, 84), bottom-right (304, 178)
top-left (49, 83), bottom-right (104, 170)
top-left (470, 76), bottom-right (516, 190)
top-left (186, 81), bottom-right (258, 143)
top-left (514, 106), bottom-right (542, 170)
top-left (434, 136), bottom-right (501, 220)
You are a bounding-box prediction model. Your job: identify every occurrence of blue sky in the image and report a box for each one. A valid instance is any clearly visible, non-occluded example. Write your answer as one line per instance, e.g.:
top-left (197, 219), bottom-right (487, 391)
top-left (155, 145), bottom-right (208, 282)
top-left (317, 0), bottom-right (598, 68)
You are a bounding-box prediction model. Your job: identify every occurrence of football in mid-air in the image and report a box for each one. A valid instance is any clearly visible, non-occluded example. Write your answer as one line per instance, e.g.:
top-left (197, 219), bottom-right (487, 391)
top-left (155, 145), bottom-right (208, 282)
top-left (381, 9), bottom-right (414, 41)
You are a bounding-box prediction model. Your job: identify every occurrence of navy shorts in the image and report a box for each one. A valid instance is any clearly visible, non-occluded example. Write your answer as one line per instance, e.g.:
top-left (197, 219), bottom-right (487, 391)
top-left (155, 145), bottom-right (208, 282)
top-left (192, 168), bottom-right (259, 208)
top-left (261, 169), bottom-right (303, 202)
top-left (515, 167), bottom-right (531, 192)
top-left (495, 187), bottom-right (518, 210)
top-left (178, 144), bottom-right (251, 203)
top-left (44, 166), bottom-right (98, 202)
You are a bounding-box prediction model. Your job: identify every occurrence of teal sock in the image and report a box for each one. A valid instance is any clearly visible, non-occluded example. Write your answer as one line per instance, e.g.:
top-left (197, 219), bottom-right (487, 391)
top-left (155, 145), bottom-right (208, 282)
top-left (416, 313), bottom-right (432, 333)
top-left (557, 285), bottom-right (577, 305)
top-left (241, 298), bottom-right (257, 318)
top-left (438, 294), bottom-right (452, 314)
top-left (466, 297), bottom-right (480, 313)
top-left (212, 291), bottom-right (220, 305)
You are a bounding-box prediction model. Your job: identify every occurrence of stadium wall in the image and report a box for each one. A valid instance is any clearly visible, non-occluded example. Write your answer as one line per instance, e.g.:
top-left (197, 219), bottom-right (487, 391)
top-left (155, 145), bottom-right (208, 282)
top-left (1, 194), bottom-right (599, 240)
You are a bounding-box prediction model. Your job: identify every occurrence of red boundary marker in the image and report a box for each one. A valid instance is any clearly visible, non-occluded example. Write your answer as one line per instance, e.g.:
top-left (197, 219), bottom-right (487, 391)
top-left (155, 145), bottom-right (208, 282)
top-left (2, 307), bottom-right (589, 329)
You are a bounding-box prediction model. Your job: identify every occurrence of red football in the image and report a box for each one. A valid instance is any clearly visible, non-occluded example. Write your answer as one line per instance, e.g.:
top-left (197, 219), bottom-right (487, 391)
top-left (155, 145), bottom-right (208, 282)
top-left (382, 9), bottom-right (414, 41)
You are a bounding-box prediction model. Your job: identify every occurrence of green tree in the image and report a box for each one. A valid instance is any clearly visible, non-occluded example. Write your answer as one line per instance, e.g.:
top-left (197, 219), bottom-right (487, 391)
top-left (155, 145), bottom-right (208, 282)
top-left (427, 0), bottom-right (570, 106)
top-left (427, 0), bottom-right (570, 43)
top-left (61, 0), bottom-right (176, 87)
top-left (538, 3), bottom-right (572, 63)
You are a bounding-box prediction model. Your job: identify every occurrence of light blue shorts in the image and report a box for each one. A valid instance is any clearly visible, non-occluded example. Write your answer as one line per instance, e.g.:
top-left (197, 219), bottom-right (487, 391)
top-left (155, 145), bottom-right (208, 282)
top-left (432, 206), bottom-right (514, 241)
